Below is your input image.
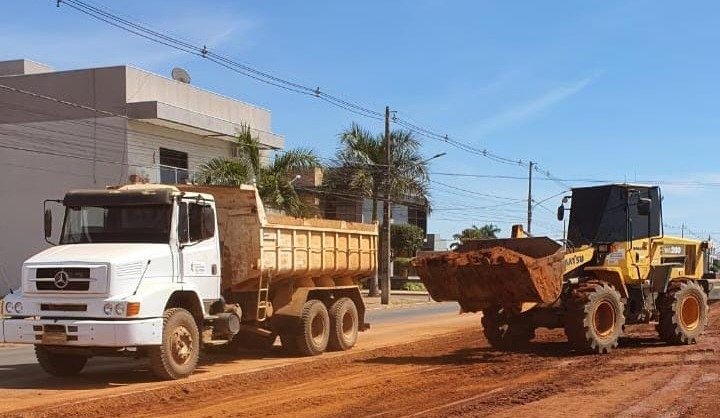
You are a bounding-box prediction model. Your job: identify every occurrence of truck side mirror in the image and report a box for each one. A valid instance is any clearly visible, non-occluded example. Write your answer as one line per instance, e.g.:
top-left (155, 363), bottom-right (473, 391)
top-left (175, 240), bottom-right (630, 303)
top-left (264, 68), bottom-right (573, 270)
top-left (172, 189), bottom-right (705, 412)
top-left (44, 208), bottom-right (53, 238)
top-left (638, 198), bottom-right (652, 216)
top-left (557, 205), bottom-right (565, 221)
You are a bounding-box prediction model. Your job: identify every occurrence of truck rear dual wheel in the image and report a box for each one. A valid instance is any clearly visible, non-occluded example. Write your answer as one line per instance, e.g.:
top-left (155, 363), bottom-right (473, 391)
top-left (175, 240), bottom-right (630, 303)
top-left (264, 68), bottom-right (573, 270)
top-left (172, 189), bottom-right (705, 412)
top-left (564, 281), bottom-right (625, 354)
top-left (35, 345), bottom-right (88, 377)
top-left (328, 297), bottom-right (359, 351)
top-left (657, 280), bottom-right (708, 345)
top-left (481, 306), bottom-right (534, 350)
top-left (281, 299), bottom-right (330, 356)
top-left (148, 308), bottom-right (200, 380)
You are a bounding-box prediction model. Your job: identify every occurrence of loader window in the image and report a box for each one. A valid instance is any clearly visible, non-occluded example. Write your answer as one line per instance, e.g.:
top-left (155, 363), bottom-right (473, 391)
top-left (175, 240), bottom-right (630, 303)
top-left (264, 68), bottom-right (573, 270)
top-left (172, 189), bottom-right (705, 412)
top-left (567, 186), bottom-right (660, 245)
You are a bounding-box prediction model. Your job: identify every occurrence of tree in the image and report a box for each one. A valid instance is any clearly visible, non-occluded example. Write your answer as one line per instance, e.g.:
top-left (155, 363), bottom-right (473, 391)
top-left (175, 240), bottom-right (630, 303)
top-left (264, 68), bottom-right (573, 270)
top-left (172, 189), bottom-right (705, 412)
top-left (325, 123), bottom-right (431, 295)
top-left (324, 123), bottom-right (430, 222)
top-left (453, 224), bottom-right (501, 241)
top-left (196, 127), bottom-right (321, 217)
top-left (391, 223), bottom-right (425, 258)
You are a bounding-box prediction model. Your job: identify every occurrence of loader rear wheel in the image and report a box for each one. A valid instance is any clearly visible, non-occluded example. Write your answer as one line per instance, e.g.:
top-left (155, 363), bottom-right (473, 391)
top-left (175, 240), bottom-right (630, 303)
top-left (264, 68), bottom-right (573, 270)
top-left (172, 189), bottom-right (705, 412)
top-left (481, 306), bottom-right (533, 350)
top-left (35, 345), bottom-right (88, 377)
top-left (657, 280), bottom-right (708, 345)
top-left (148, 308), bottom-right (200, 380)
top-left (284, 299), bottom-right (330, 356)
top-left (328, 297), bottom-right (359, 351)
top-left (564, 281), bottom-right (625, 354)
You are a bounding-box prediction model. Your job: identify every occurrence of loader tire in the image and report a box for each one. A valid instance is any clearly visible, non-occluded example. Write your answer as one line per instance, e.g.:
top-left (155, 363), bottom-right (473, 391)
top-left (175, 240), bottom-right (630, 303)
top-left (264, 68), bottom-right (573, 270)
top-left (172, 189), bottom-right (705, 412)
top-left (328, 297), bottom-right (359, 351)
top-left (286, 299), bottom-right (330, 356)
top-left (35, 345), bottom-right (88, 377)
top-left (564, 281), bottom-right (625, 354)
top-left (657, 280), bottom-right (708, 345)
top-left (148, 308), bottom-right (200, 380)
top-left (481, 306), bottom-right (533, 350)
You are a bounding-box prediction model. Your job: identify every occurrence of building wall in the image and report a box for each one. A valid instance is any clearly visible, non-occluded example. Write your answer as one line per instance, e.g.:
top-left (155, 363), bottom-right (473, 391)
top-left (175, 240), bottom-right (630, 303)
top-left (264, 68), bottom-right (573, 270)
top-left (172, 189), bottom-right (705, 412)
top-left (125, 120), bottom-right (234, 183)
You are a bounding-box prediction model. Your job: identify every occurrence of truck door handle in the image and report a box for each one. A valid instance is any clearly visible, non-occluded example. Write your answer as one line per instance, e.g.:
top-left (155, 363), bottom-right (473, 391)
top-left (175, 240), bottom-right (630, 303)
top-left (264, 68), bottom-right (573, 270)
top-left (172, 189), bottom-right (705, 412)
top-left (212, 264), bottom-right (218, 275)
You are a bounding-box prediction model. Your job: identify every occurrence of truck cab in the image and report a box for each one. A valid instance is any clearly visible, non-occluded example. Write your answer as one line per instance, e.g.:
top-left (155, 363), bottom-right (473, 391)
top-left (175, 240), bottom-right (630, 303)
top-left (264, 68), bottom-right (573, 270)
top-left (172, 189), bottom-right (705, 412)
top-left (1, 185), bottom-right (231, 379)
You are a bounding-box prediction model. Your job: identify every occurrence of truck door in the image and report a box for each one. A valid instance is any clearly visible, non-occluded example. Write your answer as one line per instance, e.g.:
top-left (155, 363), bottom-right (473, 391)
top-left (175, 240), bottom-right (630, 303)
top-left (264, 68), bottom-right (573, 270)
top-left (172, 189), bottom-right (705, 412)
top-left (178, 200), bottom-right (221, 300)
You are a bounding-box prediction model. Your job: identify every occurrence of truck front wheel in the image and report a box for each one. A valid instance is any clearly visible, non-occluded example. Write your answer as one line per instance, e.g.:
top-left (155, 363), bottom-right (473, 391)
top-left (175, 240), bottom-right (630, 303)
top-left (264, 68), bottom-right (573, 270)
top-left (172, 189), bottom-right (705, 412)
top-left (35, 345), bottom-right (88, 377)
top-left (148, 308), bottom-right (200, 380)
top-left (327, 297), bottom-right (359, 351)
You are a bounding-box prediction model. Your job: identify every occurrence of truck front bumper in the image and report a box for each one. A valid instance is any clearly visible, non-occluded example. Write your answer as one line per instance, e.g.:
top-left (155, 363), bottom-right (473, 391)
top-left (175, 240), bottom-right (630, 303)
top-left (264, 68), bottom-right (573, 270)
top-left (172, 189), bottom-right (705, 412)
top-left (1, 317), bottom-right (163, 347)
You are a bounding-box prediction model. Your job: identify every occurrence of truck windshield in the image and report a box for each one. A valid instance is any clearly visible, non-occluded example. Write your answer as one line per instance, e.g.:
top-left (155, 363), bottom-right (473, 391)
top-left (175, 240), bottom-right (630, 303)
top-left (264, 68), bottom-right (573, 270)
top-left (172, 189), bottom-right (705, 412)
top-left (60, 205), bottom-right (173, 244)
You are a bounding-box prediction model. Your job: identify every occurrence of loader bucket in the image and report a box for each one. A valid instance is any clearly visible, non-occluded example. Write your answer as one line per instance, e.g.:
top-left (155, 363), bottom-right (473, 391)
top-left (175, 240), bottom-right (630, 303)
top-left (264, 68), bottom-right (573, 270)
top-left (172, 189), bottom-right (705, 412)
top-left (413, 237), bottom-right (565, 312)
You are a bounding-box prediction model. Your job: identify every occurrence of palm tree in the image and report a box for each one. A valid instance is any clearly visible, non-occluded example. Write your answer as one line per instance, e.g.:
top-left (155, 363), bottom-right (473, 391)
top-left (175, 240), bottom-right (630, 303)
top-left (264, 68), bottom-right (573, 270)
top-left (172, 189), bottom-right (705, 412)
top-left (453, 224), bottom-right (501, 241)
top-left (325, 123), bottom-right (430, 223)
top-left (325, 123), bottom-right (431, 295)
top-left (196, 127), bottom-right (320, 217)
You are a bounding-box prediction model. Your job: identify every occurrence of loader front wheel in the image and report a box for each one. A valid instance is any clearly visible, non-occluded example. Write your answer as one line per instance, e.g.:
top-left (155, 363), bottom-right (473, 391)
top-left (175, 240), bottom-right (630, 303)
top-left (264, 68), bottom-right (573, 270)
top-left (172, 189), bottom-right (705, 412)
top-left (481, 306), bottom-right (533, 350)
top-left (564, 281), bottom-right (625, 354)
top-left (657, 280), bottom-right (708, 345)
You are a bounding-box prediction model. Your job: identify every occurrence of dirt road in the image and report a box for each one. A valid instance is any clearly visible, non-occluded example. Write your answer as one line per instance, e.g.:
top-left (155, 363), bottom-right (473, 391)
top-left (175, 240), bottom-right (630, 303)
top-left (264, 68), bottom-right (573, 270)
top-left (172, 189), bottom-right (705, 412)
top-left (5, 304), bottom-right (720, 417)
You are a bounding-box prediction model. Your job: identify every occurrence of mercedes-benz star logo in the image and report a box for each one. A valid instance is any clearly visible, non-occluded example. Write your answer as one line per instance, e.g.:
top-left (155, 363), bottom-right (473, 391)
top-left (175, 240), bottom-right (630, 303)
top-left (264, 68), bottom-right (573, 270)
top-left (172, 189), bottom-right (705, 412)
top-left (54, 271), bottom-right (70, 289)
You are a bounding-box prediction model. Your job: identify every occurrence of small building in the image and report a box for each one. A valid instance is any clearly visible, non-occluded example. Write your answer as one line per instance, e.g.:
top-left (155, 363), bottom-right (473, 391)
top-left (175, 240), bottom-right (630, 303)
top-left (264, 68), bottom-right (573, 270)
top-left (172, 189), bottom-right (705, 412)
top-left (0, 59), bottom-right (283, 290)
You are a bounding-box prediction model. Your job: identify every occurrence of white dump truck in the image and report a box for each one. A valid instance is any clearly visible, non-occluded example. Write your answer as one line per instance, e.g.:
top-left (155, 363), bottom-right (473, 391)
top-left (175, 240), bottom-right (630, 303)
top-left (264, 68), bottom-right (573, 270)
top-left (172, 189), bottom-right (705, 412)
top-left (0, 184), bottom-right (377, 379)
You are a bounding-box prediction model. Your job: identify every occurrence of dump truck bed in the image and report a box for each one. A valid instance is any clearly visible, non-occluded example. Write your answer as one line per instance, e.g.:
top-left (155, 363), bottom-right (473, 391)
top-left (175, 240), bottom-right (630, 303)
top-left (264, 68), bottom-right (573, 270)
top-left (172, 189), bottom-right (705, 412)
top-left (178, 184), bottom-right (378, 293)
top-left (414, 237), bottom-right (565, 311)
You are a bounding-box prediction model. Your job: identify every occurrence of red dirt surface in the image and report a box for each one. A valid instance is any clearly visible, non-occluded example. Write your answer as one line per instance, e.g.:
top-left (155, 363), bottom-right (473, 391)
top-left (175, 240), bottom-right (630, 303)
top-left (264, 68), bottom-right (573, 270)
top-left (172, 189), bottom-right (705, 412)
top-left (6, 305), bottom-right (720, 417)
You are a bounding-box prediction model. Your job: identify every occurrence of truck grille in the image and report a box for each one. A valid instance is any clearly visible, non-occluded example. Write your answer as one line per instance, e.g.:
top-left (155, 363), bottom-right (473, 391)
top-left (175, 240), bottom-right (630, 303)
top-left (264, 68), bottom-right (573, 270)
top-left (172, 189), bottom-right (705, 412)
top-left (34, 268), bottom-right (91, 291)
top-left (35, 281), bottom-right (90, 291)
top-left (36, 268), bottom-right (90, 279)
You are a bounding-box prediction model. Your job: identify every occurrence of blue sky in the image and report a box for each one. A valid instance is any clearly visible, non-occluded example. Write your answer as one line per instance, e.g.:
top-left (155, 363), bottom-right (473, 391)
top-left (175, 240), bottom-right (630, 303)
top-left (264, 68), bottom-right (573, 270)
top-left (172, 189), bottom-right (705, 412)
top-left (3, 0), bottom-right (720, 242)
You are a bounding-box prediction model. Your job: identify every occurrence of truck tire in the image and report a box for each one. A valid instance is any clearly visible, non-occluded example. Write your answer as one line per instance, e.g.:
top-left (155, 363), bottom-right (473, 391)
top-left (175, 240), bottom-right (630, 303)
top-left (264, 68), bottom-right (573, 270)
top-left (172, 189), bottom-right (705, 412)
top-left (481, 306), bottom-right (533, 350)
top-left (564, 281), bottom-right (625, 354)
top-left (657, 280), bottom-right (708, 345)
top-left (35, 345), bottom-right (88, 377)
top-left (327, 297), bottom-right (359, 351)
top-left (288, 299), bottom-right (330, 356)
top-left (148, 308), bottom-right (200, 380)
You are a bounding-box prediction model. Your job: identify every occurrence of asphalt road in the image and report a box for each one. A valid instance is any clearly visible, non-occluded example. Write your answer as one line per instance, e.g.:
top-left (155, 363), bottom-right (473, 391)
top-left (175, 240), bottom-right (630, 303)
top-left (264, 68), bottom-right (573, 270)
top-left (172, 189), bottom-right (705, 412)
top-left (0, 301), bottom-right (460, 368)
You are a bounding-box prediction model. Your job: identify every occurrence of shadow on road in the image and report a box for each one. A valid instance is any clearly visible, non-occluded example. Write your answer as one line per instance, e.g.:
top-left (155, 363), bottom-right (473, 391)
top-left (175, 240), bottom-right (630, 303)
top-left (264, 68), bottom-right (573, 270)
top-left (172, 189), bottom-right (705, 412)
top-left (0, 345), bottom-right (288, 390)
top-left (359, 336), bottom-right (671, 367)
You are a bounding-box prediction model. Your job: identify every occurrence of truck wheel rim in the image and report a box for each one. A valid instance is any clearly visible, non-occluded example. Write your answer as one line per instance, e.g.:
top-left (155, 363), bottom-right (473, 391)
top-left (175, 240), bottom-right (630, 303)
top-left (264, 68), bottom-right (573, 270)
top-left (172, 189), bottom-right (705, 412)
top-left (171, 325), bottom-right (194, 365)
top-left (342, 311), bottom-right (355, 338)
top-left (593, 300), bottom-right (616, 337)
top-left (680, 295), bottom-right (701, 331)
top-left (311, 315), bottom-right (325, 346)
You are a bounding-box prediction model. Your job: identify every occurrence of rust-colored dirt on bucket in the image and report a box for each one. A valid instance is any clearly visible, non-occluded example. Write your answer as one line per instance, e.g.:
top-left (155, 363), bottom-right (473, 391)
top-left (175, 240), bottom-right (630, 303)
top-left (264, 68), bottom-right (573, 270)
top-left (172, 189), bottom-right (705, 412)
top-left (414, 237), bottom-right (565, 312)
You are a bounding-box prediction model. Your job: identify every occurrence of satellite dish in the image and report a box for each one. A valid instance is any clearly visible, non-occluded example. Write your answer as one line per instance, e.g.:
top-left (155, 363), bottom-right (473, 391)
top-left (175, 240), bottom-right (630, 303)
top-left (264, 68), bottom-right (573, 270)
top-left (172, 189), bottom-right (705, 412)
top-left (171, 67), bottom-right (191, 84)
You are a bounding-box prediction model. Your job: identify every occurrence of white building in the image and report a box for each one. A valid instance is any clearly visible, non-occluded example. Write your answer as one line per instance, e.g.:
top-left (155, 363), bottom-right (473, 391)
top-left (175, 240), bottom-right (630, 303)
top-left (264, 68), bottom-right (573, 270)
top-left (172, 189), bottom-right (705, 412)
top-left (0, 59), bottom-right (283, 291)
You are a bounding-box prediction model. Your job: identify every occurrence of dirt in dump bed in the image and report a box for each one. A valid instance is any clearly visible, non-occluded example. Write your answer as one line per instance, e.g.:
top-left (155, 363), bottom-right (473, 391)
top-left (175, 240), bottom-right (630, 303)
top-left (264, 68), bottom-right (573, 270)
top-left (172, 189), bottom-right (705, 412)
top-left (14, 304), bottom-right (720, 418)
top-left (416, 246), bottom-right (564, 312)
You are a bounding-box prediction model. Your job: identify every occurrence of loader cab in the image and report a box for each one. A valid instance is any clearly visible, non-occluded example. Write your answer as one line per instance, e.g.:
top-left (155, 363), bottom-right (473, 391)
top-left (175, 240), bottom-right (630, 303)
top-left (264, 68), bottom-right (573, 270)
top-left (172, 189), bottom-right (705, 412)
top-left (565, 184), bottom-right (662, 247)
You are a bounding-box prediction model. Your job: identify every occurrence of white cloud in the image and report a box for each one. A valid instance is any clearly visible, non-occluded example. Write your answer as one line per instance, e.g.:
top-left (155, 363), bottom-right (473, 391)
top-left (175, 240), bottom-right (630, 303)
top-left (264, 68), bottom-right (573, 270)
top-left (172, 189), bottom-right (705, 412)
top-left (472, 72), bottom-right (601, 137)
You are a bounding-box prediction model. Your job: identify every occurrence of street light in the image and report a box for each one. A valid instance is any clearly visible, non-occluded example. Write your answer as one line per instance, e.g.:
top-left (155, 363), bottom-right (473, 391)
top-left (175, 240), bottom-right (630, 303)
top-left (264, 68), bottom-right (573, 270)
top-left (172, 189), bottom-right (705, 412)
top-left (421, 152), bottom-right (447, 164)
top-left (289, 174), bottom-right (301, 185)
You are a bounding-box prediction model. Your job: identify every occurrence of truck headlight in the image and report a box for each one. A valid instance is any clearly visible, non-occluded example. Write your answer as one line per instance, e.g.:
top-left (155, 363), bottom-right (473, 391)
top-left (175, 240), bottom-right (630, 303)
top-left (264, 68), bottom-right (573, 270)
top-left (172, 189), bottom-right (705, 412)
top-left (115, 303), bottom-right (126, 316)
top-left (103, 303), bottom-right (113, 315)
top-left (13, 302), bottom-right (22, 314)
top-left (4, 302), bottom-right (13, 314)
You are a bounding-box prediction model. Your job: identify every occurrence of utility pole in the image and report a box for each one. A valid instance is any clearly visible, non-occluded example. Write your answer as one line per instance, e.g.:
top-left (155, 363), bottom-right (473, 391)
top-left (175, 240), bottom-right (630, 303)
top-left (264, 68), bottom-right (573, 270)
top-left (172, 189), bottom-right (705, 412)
top-left (527, 161), bottom-right (534, 234)
top-left (381, 106), bottom-right (392, 305)
top-left (682, 223), bottom-right (685, 239)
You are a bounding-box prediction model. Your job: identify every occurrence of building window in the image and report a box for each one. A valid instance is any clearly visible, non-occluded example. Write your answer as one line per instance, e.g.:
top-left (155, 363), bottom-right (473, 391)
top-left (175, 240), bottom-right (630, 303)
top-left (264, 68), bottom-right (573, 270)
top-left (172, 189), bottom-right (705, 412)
top-left (159, 147), bottom-right (189, 184)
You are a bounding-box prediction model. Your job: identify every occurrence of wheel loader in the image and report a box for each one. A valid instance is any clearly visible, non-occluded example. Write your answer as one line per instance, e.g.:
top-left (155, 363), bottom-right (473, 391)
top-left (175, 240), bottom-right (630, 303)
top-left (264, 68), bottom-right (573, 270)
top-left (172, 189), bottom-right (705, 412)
top-left (414, 184), bottom-right (720, 353)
